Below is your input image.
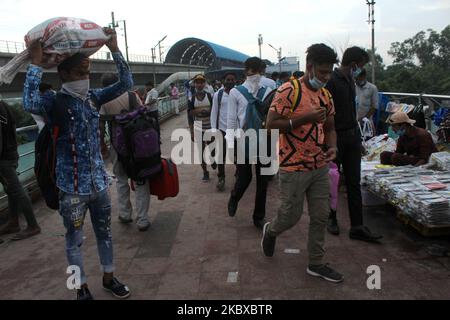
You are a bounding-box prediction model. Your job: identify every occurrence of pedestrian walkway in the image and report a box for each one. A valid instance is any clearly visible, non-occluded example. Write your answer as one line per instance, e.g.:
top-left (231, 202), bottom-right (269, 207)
top-left (0, 112), bottom-right (449, 300)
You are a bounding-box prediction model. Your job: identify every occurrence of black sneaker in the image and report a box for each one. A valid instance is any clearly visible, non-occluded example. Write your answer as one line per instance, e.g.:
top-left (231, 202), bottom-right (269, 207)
top-left (253, 218), bottom-right (267, 230)
top-left (349, 226), bottom-right (383, 243)
top-left (202, 171), bottom-right (210, 183)
top-left (103, 277), bottom-right (131, 299)
top-left (307, 264), bottom-right (344, 283)
top-left (77, 287), bottom-right (94, 300)
top-left (217, 177), bottom-right (225, 192)
top-left (261, 222), bottom-right (276, 257)
top-left (228, 195), bottom-right (238, 217)
top-left (327, 215), bottom-right (340, 236)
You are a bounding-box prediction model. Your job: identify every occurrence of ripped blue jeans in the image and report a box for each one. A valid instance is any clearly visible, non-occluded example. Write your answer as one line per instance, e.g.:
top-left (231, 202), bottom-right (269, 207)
top-left (59, 189), bottom-right (114, 285)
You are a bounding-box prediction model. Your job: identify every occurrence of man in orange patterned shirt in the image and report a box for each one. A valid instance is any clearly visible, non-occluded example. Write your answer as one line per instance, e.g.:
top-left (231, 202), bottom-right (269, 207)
top-left (261, 44), bottom-right (343, 283)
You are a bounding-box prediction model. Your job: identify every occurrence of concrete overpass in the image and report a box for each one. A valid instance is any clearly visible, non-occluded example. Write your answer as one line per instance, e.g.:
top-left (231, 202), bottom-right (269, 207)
top-left (0, 52), bottom-right (206, 94)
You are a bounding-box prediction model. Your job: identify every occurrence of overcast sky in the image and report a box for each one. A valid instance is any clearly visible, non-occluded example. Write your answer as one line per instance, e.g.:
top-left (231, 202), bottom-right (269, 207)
top-left (0, 0), bottom-right (449, 68)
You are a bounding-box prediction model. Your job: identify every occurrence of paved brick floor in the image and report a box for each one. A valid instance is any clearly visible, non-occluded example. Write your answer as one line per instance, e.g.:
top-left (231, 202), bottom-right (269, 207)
top-left (0, 112), bottom-right (449, 300)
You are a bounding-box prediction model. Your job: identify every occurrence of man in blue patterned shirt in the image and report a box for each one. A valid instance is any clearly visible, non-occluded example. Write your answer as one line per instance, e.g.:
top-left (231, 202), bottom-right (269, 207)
top-left (23, 28), bottom-right (132, 300)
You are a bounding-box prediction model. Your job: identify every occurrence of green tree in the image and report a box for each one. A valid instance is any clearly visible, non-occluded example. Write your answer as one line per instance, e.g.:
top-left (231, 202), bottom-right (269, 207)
top-left (377, 25), bottom-right (450, 95)
top-left (366, 49), bottom-right (386, 83)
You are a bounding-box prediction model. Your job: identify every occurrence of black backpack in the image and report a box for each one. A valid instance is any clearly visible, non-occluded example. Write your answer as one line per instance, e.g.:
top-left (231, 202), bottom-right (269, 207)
top-left (34, 93), bottom-right (70, 210)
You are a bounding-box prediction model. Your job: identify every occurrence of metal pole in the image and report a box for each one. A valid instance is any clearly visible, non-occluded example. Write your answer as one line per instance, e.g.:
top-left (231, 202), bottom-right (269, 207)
top-left (111, 12), bottom-right (116, 30)
top-left (279, 48), bottom-right (282, 73)
top-left (371, 2), bottom-right (376, 84)
top-left (152, 47), bottom-right (157, 86)
top-left (123, 20), bottom-right (129, 62)
top-left (258, 34), bottom-right (263, 59)
top-left (367, 1), bottom-right (376, 84)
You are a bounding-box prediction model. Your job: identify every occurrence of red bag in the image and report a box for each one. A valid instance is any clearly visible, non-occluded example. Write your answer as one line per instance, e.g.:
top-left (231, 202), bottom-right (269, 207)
top-left (130, 158), bottom-right (179, 200)
top-left (150, 158), bottom-right (179, 200)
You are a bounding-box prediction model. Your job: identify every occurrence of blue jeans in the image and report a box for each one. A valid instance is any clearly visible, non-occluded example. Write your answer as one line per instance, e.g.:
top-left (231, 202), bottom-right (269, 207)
top-left (59, 189), bottom-right (114, 285)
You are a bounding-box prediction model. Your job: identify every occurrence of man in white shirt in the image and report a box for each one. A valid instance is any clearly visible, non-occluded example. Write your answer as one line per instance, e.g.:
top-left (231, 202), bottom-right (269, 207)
top-left (210, 72), bottom-right (236, 191)
top-left (99, 73), bottom-right (152, 232)
top-left (226, 57), bottom-right (272, 230)
top-left (145, 81), bottom-right (159, 112)
top-left (260, 61), bottom-right (277, 91)
top-left (356, 69), bottom-right (379, 123)
top-left (144, 81), bottom-right (161, 135)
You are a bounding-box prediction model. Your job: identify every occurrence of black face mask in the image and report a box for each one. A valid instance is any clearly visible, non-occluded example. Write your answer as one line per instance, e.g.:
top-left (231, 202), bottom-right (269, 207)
top-left (224, 82), bottom-right (235, 90)
top-left (357, 81), bottom-right (367, 87)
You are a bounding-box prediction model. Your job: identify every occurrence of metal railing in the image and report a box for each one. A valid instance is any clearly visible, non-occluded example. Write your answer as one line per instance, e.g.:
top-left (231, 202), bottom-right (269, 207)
top-left (0, 40), bottom-right (25, 54)
top-left (377, 92), bottom-right (450, 133)
top-left (0, 95), bottom-right (187, 203)
top-left (380, 92), bottom-right (450, 105)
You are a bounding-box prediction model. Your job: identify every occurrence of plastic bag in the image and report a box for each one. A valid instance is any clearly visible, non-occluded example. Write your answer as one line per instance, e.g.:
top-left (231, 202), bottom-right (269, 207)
top-left (0, 17), bottom-right (109, 84)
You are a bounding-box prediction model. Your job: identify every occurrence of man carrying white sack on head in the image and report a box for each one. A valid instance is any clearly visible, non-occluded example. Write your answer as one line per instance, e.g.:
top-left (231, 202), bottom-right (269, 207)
top-left (23, 27), bottom-right (132, 301)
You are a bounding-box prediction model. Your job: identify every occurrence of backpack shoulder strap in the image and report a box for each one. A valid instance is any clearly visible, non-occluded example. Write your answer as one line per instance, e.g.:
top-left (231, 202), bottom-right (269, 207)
top-left (53, 92), bottom-right (69, 129)
top-left (206, 92), bottom-right (213, 106)
top-left (236, 85), bottom-right (255, 103)
top-left (128, 91), bottom-right (140, 111)
top-left (290, 79), bottom-right (302, 112)
top-left (321, 87), bottom-right (333, 104)
top-left (218, 88), bottom-right (224, 108)
top-left (216, 89), bottom-right (225, 129)
top-left (256, 87), bottom-right (266, 101)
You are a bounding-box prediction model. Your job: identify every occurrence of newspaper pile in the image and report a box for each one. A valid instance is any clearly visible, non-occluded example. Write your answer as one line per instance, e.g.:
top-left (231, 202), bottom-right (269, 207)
top-left (362, 164), bottom-right (450, 226)
top-left (363, 135), bottom-right (397, 162)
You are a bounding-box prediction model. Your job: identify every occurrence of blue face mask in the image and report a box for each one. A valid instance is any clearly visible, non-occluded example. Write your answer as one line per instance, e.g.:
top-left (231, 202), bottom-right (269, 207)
top-left (396, 128), bottom-right (406, 137)
top-left (309, 68), bottom-right (327, 90)
top-left (352, 67), bottom-right (362, 79)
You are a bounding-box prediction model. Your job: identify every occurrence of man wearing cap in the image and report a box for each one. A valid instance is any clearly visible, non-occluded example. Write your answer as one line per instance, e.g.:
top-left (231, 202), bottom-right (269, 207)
top-left (188, 74), bottom-right (215, 182)
top-left (381, 112), bottom-right (437, 166)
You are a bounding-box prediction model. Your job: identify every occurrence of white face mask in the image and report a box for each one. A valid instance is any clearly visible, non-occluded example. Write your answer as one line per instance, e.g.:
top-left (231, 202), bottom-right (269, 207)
top-left (246, 74), bottom-right (262, 94)
top-left (62, 79), bottom-right (90, 100)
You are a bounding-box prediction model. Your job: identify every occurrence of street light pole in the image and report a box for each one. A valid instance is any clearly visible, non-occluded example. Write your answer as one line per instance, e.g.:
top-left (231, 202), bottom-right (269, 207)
top-left (278, 47), bottom-right (282, 73)
top-left (269, 44), bottom-right (282, 73)
top-left (151, 47), bottom-right (156, 86)
top-left (258, 34), bottom-right (263, 59)
top-left (157, 35), bottom-right (167, 63)
top-left (110, 13), bottom-right (129, 63)
top-left (111, 12), bottom-right (116, 31)
top-left (121, 20), bottom-right (129, 63)
top-left (367, 0), bottom-right (376, 84)
top-left (151, 36), bottom-right (167, 85)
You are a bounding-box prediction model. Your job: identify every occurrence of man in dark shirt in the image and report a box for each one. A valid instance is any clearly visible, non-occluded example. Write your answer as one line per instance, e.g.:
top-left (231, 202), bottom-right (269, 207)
top-left (0, 101), bottom-right (40, 243)
top-left (381, 112), bottom-right (437, 166)
top-left (325, 47), bottom-right (382, 242)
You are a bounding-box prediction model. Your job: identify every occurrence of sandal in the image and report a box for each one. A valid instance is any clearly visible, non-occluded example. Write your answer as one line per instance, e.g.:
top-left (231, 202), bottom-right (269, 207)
top-left (0, 224), bottom-right (20, 237)
top-left (11, 227), bottom-right (41, 241)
